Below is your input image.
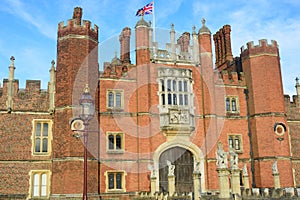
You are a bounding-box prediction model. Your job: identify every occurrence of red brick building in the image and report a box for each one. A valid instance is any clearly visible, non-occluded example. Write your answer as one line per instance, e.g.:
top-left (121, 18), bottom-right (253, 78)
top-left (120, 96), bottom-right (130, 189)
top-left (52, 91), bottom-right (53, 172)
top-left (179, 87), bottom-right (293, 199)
top-left (0, 7), bottom-right (299, 199)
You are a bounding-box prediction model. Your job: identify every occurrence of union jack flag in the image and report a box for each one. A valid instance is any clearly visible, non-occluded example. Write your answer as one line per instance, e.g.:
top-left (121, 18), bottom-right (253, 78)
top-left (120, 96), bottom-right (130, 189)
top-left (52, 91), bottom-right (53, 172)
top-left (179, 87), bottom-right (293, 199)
top-left (135, 2), bottom-right (154, 16)
top-left (143, 2), bottom-right (153, 15)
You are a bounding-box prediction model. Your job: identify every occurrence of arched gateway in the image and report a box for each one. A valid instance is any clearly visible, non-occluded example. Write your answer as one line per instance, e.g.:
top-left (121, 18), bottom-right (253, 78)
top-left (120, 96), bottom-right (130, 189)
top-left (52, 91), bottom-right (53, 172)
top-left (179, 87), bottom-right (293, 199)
top-left (159, 147), bottom-right (194, 192)
top-left (153, 141), bottom-right (205, 194)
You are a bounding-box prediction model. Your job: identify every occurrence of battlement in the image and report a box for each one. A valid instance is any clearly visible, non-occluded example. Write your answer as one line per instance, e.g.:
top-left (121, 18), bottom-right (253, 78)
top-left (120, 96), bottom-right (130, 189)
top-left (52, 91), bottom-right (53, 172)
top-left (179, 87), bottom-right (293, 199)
top-left (215, 70), bottom-right (246, 86)
top-left (241, 39), bottom-right (279, 57)
top-left (0, 79), bottom-right (50, 112)
top-left (57, 7), bottom-right (98, 41)
top-left (0, 57), bottom-right (55, 113)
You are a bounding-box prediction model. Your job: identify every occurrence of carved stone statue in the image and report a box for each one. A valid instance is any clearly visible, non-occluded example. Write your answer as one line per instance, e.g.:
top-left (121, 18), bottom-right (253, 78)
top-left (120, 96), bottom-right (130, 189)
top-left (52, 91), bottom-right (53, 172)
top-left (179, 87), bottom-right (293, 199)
top-left (194, 161), bottom-right (201, 173)
top-left (166, 160), bottom-right (175, 176)
top-left (272, 160), bottom-right (279, 174)
top-left (229, 149), bottom-right (239, 168)
top-left (148, 164), bottom-right (157, 178)
top-left (242, 164), bottom-right (248, 176)
top-left (216, 142), bottom-right (228, 168)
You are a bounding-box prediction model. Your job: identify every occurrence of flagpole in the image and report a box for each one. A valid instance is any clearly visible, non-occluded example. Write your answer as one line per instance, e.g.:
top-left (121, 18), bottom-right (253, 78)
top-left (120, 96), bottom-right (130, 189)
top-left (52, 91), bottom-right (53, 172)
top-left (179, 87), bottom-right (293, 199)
top-left (152, 1), bottom-right (156, 43)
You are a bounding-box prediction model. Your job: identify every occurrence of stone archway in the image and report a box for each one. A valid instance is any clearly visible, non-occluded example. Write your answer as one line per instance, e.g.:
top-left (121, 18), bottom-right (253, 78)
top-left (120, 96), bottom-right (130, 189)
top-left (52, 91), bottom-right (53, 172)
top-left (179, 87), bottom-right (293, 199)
top-left (159, 147), bottom-right (194, 193)
top-left (153, 140), bottom-right (206, 194)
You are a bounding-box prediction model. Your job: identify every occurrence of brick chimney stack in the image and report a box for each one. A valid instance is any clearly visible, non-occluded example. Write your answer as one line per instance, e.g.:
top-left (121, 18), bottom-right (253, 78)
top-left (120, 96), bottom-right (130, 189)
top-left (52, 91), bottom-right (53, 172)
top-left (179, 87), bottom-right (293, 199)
top-left (72, 7), bottom-right (82, 25)
top-left (119, 27), bottom-right (131, 64)
top-left (177, 32), bottom-right (190, 53)
top-left (213, 25), bottom-right (233, 70)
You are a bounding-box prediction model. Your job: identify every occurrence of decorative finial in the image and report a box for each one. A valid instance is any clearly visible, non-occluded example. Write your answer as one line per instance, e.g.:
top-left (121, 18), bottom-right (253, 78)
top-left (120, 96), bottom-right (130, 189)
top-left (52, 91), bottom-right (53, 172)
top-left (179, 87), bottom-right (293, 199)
top-left (10, 56), bottom-right (15, 66)
top-left (202, 18), bottom-right (206, 26)
top-left (114, 51), bottom-right (118, 58)
top-left (149, 21), bottom-right (152, 26)
top-left (84, 84), bottom-right (90, 93)
top-left (192, 25), bottom-right (196, 34)
top-left (51, 60), bottom-right (55, 66)
top-left (171, 23), bottom-right (174, 30)
top-left (296, 77), bottom-right (299, 85)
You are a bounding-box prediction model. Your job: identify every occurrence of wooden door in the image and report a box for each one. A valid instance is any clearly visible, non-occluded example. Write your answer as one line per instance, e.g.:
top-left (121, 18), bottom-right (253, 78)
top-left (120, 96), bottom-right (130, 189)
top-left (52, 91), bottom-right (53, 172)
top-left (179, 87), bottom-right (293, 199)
top-left (159, 147), bottom-right (194, 193)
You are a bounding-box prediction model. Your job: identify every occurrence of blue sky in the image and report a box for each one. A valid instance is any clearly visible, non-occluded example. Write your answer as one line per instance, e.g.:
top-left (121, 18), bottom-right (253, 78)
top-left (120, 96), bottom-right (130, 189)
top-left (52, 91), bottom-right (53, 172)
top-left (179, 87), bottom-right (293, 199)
top-left (0, 0), bottom-right (299, 96)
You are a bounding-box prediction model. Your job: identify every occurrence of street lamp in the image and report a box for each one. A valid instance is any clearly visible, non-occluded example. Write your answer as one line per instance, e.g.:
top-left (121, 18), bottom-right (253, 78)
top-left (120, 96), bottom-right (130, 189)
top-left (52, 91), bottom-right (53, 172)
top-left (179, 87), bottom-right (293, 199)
top-left (76, 84), bottom-right (95, 200)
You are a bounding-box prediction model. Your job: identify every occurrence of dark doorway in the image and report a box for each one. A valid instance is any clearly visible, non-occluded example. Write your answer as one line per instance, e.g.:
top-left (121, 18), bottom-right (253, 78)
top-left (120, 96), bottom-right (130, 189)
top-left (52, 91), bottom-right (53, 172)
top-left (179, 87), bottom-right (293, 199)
top-left (159, 147), bottom-right (194, 193)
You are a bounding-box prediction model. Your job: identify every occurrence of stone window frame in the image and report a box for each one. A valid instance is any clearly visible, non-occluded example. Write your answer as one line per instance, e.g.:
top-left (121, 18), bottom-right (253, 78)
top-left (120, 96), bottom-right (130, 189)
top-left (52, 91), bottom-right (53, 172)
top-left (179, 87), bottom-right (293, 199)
top-left (225, 96), bottom-right (239, 113)
top-left (104, 170), bottom-right (127, 192)
top-left (106, 132), bottom-right (124, 153)
top-left (28, 170), bottom-right (51, 199)
top-left (158, 77), bottom-right (193, 108)
top-left (31, 119), bottom-right (53, 156)
top-left (228, 134), bottom-right (243, 153)
top-left (106, 89), bottom-right (124, 110)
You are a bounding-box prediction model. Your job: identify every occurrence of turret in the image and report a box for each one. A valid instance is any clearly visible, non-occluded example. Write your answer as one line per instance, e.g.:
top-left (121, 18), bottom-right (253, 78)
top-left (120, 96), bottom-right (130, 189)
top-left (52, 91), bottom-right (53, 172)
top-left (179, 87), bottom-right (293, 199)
top-left (135, 17), bottom-right (150, 66)
top-left (56, 7), bottom-right (98, 107)
top-left (53, 7), bottom-right (99, 195)
top-left (199, 18), bottom-right (212, 55)
top-left (241, 39), bottom-right (293, 188)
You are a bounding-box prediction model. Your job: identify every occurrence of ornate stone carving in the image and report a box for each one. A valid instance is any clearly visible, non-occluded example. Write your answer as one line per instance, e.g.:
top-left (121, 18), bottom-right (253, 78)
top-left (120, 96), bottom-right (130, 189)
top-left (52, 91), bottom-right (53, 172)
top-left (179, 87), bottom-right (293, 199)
top-left (194, 161), bottom-right (201, 174)
top-left (229, 149), bottom-right (239, 169)
top-left (166, 160), bottom-right (175, 176)
top-left (242, 164), bottom-right (248, 176)
top-left (169, 110), bottom-right (189, 124)
top-left (272, 160), bottom-right (279, 174)
top-left (148, 164), bottom-right (157, 178)
top-left (216, 142), bottom-right (228, 168)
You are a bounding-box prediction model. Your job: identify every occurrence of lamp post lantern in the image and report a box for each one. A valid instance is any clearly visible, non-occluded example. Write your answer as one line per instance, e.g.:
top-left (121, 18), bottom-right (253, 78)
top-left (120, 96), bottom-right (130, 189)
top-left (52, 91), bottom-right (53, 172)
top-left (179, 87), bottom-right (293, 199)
top-left (79, 84), bottom-right (95, 200)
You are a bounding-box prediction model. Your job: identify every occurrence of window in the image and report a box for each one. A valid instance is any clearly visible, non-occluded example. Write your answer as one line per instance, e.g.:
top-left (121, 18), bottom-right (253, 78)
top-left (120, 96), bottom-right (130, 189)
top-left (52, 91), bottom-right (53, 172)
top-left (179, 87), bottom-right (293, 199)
top-left (105, 171), bottom-right (126, 192)
top-left (30, 171), bottom-right (50, 198)
top-left (33, 120), bottom-right (52, 155)
top-left (159, 78), bottom-right (191, 107)
top-left (107, 90), bottom-right (124, 109)
top-left (228, 135), bottom-right (243, 152)
top-left (225, 96), bottom-right (239, 113)
top-left (107, 132), bottom-right (124, 152)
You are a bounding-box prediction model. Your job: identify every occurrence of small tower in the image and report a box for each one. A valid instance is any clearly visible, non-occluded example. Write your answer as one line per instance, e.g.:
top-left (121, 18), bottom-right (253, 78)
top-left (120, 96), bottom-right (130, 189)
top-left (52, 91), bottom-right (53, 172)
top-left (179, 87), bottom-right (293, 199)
top-left (135, 17), bottom-right (150, 66)
top-left (241, 39), bottom-right (294, 188)
top-left (198, 19), bottom-right (215, 115)
top-left (53, 7), bottom-right (99, 195)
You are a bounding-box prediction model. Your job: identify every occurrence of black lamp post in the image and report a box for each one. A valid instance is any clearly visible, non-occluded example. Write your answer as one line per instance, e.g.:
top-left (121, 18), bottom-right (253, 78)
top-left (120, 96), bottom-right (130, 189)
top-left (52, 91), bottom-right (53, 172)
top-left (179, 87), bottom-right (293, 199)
top-left (79, 84), bottom-right (95, 200)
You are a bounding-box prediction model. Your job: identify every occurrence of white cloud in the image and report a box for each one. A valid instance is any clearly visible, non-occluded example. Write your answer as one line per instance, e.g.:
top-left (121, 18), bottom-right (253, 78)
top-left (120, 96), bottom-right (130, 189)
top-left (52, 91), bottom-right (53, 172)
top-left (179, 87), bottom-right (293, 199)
top-left (1, 0), bottom-right (56, 39)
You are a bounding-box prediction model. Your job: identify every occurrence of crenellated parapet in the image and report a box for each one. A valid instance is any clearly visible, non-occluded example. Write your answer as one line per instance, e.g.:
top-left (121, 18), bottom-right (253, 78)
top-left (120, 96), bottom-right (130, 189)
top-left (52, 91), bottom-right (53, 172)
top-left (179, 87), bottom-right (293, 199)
top-left (215, 70), bottom-right (246, 86)
top-left (285, 77), bottom-right (300, 114)
top-left (0, 58), bottom-right (55, 113)
top-left (0, 79), bottom-right (49, 112)
top-left (57, 7), bottom-right (98, 42)
top-left (241, 39), bottom-right (279, 58)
